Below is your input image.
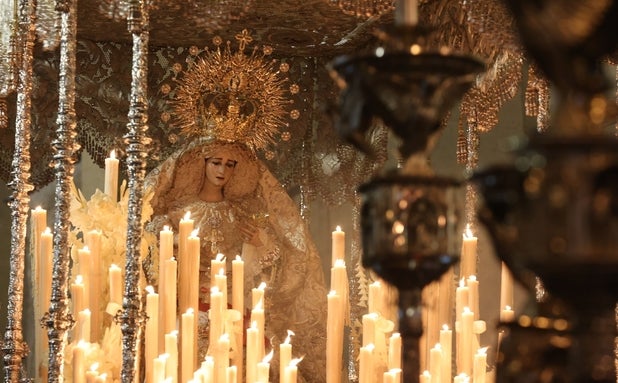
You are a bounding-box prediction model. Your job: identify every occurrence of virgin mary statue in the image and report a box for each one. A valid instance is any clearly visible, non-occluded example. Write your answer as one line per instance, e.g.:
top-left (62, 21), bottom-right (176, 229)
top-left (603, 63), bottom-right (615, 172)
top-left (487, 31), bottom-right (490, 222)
top-left (144, 31), bottom-right (328, 383)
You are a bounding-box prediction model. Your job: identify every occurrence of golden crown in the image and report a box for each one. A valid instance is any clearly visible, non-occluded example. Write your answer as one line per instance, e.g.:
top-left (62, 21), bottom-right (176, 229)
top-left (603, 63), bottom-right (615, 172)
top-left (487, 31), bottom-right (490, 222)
top-left (172, 30), bottom-right (299, 156)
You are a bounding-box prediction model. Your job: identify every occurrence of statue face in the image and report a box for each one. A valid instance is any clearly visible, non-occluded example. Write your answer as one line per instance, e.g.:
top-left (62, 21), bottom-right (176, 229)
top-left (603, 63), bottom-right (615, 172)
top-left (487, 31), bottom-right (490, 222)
top-left (204, 149), bottom-right (238, 189)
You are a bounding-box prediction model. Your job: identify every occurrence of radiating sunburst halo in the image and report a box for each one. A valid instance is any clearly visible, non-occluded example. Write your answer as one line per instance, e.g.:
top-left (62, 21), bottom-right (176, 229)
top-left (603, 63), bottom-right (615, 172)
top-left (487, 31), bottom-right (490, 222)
top-left (172, 29), bottom-right (296, 155)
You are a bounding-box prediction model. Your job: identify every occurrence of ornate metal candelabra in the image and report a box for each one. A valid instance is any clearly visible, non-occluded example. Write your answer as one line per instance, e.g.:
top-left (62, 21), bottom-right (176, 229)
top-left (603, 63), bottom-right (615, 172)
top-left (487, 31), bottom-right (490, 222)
top-left (329, 4), bottom-right (485, 381)
top-left (473, 1), bottom-right (618, 382)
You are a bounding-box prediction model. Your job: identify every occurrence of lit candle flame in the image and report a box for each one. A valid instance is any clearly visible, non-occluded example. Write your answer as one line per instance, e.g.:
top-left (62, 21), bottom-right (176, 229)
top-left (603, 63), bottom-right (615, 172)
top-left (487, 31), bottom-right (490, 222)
top-left (183, 211), bottom-right (191, 220)
top-left (215, 253), bottom-right (225, 262)
top-left (163, 225), bottom-right (171, 231)
top-left (334, 258), bottom-right (345, 267)
top-left (190, 229), bottom-right (200, 237)
top-left (289, 356), bottom-right (304, 367)
top-left (442, 324), bottom-right (449, 331)
top-left (335, 225), bottom-right (342, 232)
top-left (257, 281), bottom-right (266, 290)
top-left (145, 285), bottom-right (155, 295)
top-left (185, 307), bottom-right (194, 315)
top-left (467, 275), bottom-right (477, 283)
top-left (75, 275), bottom-right (83, 284)
top-left (284, 330), bottom-right (295, 344)
top-left (477, 347), bottom-right (489, 355)
top-left (464, 224), bottom-right (475, 239)
top-left (43, 227), bottom-right (51, 235)
top-left (89, 363), bottom-right (99, 372)
top-left (235, 255), bottom-right (242, 261)
top-left (262, 349), bottom-right (274, 363)
top-left (110, 149), bottom-right (116, 159)
top-left (218, 268), bottom-right (225, 276)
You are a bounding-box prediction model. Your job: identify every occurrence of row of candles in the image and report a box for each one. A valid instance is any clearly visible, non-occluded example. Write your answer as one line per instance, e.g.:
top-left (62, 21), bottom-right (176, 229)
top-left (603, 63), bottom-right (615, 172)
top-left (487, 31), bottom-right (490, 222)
top-left (30, 150), bottom-right (517, 383)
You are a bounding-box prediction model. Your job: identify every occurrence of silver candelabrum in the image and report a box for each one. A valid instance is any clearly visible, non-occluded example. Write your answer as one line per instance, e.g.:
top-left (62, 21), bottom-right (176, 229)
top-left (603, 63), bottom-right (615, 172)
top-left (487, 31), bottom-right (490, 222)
top-left (329, 13), bottom-right (485, 382)
top-left (473, 1), bottom-right (618, 382)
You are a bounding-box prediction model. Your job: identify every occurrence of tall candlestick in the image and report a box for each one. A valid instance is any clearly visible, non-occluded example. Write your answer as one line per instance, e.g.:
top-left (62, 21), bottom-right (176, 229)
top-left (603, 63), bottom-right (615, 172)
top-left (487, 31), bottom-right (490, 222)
top-left (186, 229), bottom-right (200, 366)
top-left (362, 313), bottom-right (378, 347)
top-left (331, 226), bottom-right (345, 266)
top-left (210, 253), bottom-right (226, 288)
top-left (153, 354), bottom-right (168, 383)
top-left (367, 280), bottom-right (381, 315)
top-left (225, 366), bottom-right (237, 383)
top-left (146, 286), bottom-right (159, 383)
top-left (104, 149), bottom-right (119, 201)
top-left (500, 305), bottom-right (515, 322)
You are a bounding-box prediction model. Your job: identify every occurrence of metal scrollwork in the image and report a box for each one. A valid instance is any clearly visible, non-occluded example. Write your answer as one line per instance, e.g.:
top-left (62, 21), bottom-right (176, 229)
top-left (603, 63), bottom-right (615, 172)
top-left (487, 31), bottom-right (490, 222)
top-left (120, 1), bottom-right (151, 383)
top-left (45, 1), bottom-right (79, 383)
top-left (2, 0), bottom-right (36, 382)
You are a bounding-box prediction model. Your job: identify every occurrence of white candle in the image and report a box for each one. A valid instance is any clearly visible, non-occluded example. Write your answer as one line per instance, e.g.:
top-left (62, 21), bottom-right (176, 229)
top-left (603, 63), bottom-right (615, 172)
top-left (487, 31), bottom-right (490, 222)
top-left (251, 299), bottom-right (266, 360)
top-left (77, 309), bottom-right (91, 342)
top-left (388, 332), bottom-right (401, 371)
top-left (500, 262), bottom-right (514, 316)
top-left (181, 309), bottom-right (196, 383)
top-left (246, 322), bottom-right (259, 383)
top-left (251, 281), bottom-right (266, 308)
top-left (210, 287), bottom-right (224, 352)
top-left (153, 354), bottom-right (168, 383)
top-left (359, 344), bottom-right (375, 383)
top-left (201, 357), bottom-right (214, 383)
top-left (231, 256), bottom-right (244, 312)
top-left (439, 325), bottom-right (452, 383)
top-left (73, 340), bottom-right (86, 383)
top-left (460, 307), bottom-right (474, 376)
top-left (215, 334), bottom-right (230, 383)
top-left (71, 275), bottom-right (85, 318)
top-left (429, 344), bottom-right (441, 383)
top-left (165, 331), bottom-right (179, 383)
top-left (104, 149), bottom-right (119, 201)
top-left (214, 268), bottom-right (228, 314)
top-left (460, 225), bottom-right (477, 279)
top-left (473, 347), bottom-right (488, 383)
top-left (231, 255), bottom-right (244, 383)
top-left (280, 330), bottom-right (294, 383)
top-left (85, 230), bottom-right (102, 342)
top-left (225, 366), bottom-right (237, 383)
top-left (419, 370), bottom-right (431, 383)
top-left (109, 264), bottom-right (123, 306)
top-left (163, 258), bottom-right (177, 337)
top-left (500, 305), bottom-right (515, 322)
top-left (367, 280), bottom-right (381, 315)
top-left (186, 230), bottom-right (200, 366)
top-left (256, 350), bottom-right (273, 383)
top-left (85, 364), bottom-right (99, 383)
top-left (210, 253), bottom-right (226, 288)
top-left (362, 313), bottom-right (378, 347)
top-left (145, 286), bottom-right (159, 383)
top-left (284, 358), bottom-right (303, 383)
top-left (327, 292), bottom-right (343, 383)
top-left (39, 227), bottom-right (53, 312)
top-left (178, 211), bottom-right (194, 317)
top-left (331, 226), bottom-right (345, 266)
top-left (466, 276), bottom-right (479, 321)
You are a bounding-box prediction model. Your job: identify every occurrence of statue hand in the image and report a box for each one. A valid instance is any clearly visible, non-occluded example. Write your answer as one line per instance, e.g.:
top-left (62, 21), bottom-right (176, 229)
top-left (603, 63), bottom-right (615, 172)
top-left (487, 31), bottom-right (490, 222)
top-left (239, 222), bottom-right (263, 247)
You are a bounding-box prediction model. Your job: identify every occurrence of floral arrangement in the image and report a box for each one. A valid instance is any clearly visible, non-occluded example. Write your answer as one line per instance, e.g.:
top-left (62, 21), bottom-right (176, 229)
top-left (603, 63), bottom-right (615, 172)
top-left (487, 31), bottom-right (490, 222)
top-left (63, 180), bottom-right (157, 382)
